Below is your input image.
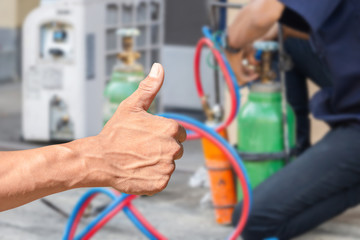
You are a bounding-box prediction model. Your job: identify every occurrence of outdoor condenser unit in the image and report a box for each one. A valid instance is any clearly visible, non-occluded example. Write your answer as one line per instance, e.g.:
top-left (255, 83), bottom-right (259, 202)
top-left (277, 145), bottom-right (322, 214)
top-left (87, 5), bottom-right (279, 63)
top-left (22, 0), bottom-right (164, 142)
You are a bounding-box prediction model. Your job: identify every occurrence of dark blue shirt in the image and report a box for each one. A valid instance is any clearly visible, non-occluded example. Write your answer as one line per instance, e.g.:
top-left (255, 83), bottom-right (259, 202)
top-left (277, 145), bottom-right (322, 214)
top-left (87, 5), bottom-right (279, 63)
top-left (279, 0), bottom-right (360, 127)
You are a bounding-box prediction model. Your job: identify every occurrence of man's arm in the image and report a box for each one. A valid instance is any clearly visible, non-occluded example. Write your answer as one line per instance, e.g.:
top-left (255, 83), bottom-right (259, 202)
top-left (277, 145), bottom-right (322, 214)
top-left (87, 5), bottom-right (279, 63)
top-left (261, 24), bottom-right (309, 41)
top-left (228, 0), bottom-right (285, 49)
top-left (282, 25), bottom-right (309, 40)
top-left (0, 144), bottom-right (83, 211)
top-left (0, 63), bottom-right (186, 211)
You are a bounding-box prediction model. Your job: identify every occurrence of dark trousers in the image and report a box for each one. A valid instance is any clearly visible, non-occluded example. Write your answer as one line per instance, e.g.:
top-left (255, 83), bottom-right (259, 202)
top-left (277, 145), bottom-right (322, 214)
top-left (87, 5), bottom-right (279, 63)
top-left (284, 38), bottom-right (332, 154)
top-left (232, 124), bottom-right (360, 240)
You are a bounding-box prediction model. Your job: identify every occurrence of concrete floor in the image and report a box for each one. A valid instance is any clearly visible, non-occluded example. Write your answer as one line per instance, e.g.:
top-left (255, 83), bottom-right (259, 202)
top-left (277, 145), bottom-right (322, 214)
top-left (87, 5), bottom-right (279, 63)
top-left (1, 82), bottom-right (360, 240)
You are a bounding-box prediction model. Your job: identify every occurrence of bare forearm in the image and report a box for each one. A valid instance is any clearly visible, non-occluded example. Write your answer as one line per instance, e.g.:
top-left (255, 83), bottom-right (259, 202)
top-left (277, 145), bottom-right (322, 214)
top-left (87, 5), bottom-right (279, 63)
top-left (0, 140), bottom-right (89, 211)
top-left (0, 64), bottom-right (185, 211)
top-left (283, 25), bottom-right (309, 40)
top-left (228, 0), bottom-right (285, 49)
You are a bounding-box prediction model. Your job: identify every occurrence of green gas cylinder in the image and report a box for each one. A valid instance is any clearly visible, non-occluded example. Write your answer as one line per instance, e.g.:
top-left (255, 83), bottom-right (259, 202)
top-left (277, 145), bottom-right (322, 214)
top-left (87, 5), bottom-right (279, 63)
top-left (103, 29), bottom-right (145, 125)
top-left (237, 82), bottom-right (296, 200)
top-left (103, 70), bottom-right (144, 124)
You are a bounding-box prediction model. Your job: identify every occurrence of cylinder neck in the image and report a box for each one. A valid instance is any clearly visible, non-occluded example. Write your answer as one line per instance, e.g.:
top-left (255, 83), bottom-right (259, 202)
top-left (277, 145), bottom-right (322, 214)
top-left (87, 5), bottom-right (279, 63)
top-left (249, 82), bottom-right (281, 103)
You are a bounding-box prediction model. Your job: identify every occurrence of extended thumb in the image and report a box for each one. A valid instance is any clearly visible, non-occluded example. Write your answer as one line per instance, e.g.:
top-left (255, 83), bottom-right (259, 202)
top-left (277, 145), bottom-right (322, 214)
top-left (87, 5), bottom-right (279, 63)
top-left (125, 63), bottom-right (164, 111)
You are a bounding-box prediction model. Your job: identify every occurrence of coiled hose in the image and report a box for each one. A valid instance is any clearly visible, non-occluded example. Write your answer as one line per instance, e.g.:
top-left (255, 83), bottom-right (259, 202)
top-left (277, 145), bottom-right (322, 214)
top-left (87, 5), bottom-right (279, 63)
top-left (189, 27), bottom-right (240, 140)
top-left (63, 114), bottom-right (252, 240)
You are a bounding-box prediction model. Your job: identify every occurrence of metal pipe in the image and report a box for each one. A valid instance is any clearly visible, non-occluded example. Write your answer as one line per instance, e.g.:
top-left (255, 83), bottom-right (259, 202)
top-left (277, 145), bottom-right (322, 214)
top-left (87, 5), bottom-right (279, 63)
top-left (210, 2), bottom-right (244, 9)
top-left (278, 27), bottom-right (291, 164)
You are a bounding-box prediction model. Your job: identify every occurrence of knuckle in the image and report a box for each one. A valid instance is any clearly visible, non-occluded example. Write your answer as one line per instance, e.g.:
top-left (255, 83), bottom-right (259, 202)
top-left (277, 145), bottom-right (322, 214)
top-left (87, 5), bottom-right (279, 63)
top-left (119, 100), bottom-right (127, 107)
top-left (167, 163), bottom-right (176, 174)
top-left (171, 142), bottom-right (183, 158)
top-left (119, 100), bottom-right (141, 113)
top-left (120, 184), bottom-right (131, 194)
top-left (156, 176), bottom-right (170, 192)
top-left (180, 124), bottom-right (186, 135)
top-left (138, 80), bottom-right (154, 93)
top-left (158, 176), bottom-right (170, 192)
top-left (118, 101), bottom-right (133, 112)
top-left (178, 147), bottom-right (184, 158)
top-left (119, 99), bottom-right (130, 108)
top-left (168, 120), bottom-right (180, 135)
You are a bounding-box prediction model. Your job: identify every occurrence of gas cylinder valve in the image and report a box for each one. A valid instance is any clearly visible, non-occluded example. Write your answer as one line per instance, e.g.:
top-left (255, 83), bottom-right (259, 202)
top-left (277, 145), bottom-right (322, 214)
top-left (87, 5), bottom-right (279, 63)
top-left (103, 28), bottom-right (149, 125)
top-left (253, 41), bottom-right (279, 84)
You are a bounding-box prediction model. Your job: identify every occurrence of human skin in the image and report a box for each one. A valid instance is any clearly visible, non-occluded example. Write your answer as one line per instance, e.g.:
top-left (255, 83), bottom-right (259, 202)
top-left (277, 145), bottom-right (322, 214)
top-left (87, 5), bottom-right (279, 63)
top-left (0, 63), bottom-right (186, 211)
top-left (228, 0), bottom-right (285, 50)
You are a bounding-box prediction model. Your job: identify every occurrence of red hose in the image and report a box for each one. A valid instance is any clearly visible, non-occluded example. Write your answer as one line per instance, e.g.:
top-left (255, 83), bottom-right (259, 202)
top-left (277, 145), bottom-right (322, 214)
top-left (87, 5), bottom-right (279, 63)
top-left (69, 194), bottom-right (98, 239)
top-left (189, 38), bottom-right (238, 140)
top-left (180, 121), bottom-right (250, 240)
top-left (68, 191), bottom-right (166, 240)
top-left (126, 204), bottom-right (167, 240)
top-left (112, 190), bottom-right (168, 240)
top-left (83, 195), bottom-right (138, 239)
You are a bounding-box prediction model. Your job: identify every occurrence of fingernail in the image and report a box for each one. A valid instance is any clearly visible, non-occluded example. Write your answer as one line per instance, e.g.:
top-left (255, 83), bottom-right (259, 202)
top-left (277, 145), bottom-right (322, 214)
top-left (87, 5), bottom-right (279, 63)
top-left (149, 63), bottom-right (161, 78)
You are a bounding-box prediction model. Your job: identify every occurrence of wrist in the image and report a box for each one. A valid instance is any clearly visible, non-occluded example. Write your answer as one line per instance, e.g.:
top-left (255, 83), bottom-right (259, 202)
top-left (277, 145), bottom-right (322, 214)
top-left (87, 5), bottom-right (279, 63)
top-left (49, 140), bottom-right (91, 190)
top-left (225, 32), bottom-right (242, 54)
top-left (63, 136), bottom-right (114, 189)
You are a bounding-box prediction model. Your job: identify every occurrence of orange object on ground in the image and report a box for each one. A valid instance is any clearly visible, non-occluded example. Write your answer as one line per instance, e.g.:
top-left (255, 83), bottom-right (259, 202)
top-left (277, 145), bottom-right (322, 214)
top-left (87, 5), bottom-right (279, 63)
top-left (201, 129), bottom-right (237, 225)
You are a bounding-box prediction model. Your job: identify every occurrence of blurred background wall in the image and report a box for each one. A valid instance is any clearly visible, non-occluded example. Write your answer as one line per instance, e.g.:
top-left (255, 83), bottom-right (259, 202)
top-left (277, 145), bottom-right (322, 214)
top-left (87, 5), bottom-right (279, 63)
top-left (0, 0), bottom-right (40, 83)
top-left (162, 0), bottom-right (214, 112)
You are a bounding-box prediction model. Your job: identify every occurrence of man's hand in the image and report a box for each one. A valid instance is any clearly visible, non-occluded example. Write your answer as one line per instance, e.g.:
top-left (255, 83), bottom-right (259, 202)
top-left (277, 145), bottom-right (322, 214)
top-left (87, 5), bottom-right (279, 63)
top-left (225, 0), bottom-right (285, 86)
top-left (79, 63), bottom-right (186, 195)
top-left (226, 46), bottom-right (259, 85)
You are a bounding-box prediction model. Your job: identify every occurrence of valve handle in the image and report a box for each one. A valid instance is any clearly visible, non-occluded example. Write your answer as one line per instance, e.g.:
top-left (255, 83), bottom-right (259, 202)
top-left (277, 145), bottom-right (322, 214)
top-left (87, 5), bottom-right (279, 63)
top-left (253, 41), bottom-right (279, 52)
top-left (117, 28), bottom-right (140, 37)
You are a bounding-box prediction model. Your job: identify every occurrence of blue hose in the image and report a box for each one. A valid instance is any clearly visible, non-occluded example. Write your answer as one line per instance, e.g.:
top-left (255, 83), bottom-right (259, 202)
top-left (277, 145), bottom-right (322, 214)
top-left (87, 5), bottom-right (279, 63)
top-left (64, 114), bottom-right (252, 240)
top-left (63, 188), bottom-right (116, 240)
top-left (74, 193), bottom-right (128, 239)
top-left (222, 53), bottom-right (241, 114)
top-left (202, 26), bottom-right (241, 114)
top-left (63, 188), bottom-right (156, 240)
top-left (123, 207), bottom-right (157, 240)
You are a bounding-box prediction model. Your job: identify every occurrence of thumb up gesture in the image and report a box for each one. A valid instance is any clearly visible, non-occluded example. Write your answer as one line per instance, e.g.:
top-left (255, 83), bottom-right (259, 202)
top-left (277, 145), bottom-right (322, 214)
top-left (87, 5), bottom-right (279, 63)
top-left (81, 63), bottom-right (186, 195)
